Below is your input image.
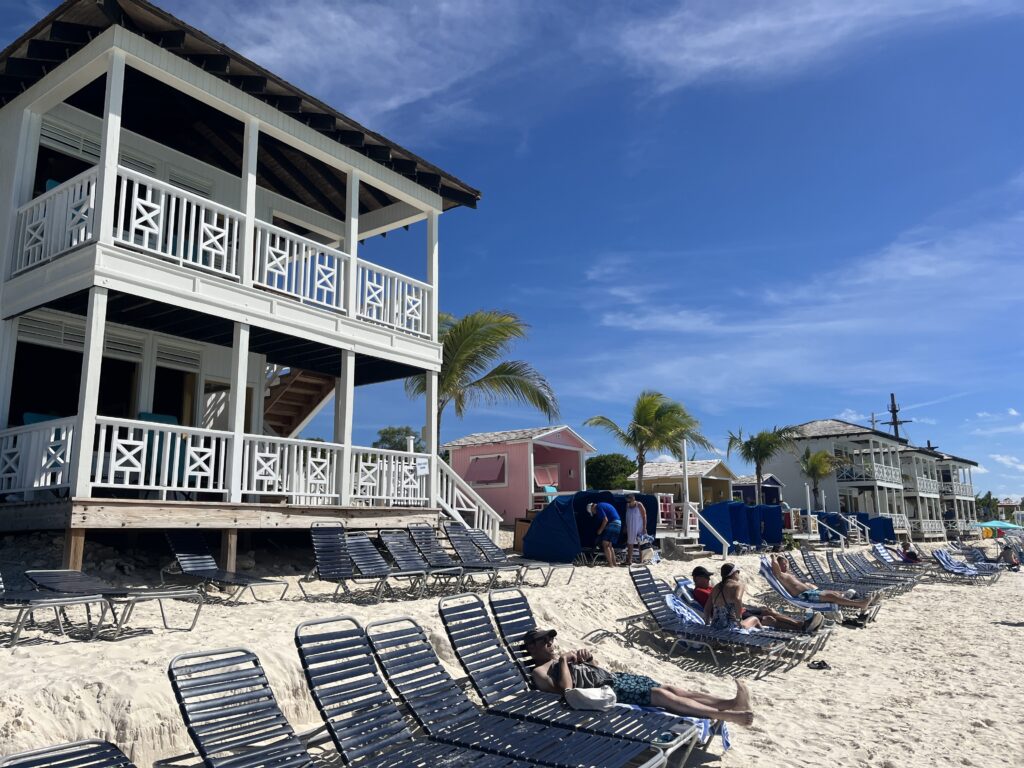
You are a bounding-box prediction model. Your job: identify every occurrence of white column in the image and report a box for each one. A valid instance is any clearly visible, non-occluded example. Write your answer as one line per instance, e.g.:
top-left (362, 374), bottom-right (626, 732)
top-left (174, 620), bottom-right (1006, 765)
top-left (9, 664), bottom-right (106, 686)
top-left (227, 323), bottom-right (250, 503)
top-left (578, 450), bottom-right (587, 491)
top-left (96, 50), bottom-right (126, 245)
top-left (426, 209), bottom-right (439, 342)
top-left (0, 319), bottom-right (18, 428)
top-left (425, 370), bottom-right (439, 507)
top-left (137, 334), bottom-right (156, 414)
top-left (334, 349), bottom-right (355, 504)
top-left (238, 117), bottom-right (259, 286)
top-left (71, 287), bottom-right (108, 497)
top-left (343, 172), bottom-right (360, 317)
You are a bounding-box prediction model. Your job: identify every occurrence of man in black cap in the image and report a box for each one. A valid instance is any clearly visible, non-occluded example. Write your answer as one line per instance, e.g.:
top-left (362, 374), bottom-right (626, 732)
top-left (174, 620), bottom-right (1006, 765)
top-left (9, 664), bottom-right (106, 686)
top-left (522, 626), bottom-right (755, 725)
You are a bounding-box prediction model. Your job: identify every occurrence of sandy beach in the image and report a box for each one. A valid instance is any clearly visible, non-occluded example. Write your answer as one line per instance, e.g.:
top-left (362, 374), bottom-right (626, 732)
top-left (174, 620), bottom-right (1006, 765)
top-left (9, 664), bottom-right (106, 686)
top-left (2, 536), bottom-right (1023, 768)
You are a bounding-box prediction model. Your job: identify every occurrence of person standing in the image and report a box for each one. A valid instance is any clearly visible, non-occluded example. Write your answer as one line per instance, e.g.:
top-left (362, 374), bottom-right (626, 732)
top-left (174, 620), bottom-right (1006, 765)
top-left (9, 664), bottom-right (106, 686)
top-left (588, 501), bottom-right (622, 567)
top-left (624, 494), bottom-right (648, 565)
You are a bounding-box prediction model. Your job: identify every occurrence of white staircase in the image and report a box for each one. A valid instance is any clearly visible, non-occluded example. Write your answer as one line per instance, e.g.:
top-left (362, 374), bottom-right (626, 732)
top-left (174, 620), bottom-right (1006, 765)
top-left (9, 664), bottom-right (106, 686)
top-left (437, 458), bottom-right (503, 540)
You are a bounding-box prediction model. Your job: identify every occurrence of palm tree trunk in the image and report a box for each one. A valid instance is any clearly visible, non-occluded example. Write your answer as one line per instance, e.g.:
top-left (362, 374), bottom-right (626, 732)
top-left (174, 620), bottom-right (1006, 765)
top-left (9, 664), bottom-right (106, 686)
top-left (755, 465), bottom-right (763, 505)
top-left (636, 453), bottom-right (645, 492)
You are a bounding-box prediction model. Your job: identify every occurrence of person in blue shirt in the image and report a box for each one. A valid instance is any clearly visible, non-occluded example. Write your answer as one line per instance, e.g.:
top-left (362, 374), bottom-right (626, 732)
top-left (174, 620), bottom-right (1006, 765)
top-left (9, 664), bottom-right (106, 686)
top-left (588, 501), bottom-right (622, 567)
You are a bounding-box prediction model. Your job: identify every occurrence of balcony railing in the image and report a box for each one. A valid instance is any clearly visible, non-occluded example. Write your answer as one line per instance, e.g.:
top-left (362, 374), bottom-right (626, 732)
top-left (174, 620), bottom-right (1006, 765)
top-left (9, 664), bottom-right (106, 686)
top-left (889, 513), bottom-right (910, 532)
top-left (0, 417), bottom-right (76, 496)
top-left (836, 462), bottom-right (902, 485)
top-left (911, 519), bottom-right (946, 535)
top-left (904, 475), bottom-right (940, 494)
top-left (11, 167), bottom-right (433, 339)
top-left (940, 481), bottom-right (973, 497)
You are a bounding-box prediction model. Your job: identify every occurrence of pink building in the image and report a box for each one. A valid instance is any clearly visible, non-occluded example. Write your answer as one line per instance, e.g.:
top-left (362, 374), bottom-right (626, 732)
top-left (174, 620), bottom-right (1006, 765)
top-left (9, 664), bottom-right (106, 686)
top-left (444, 426), bottom-right (595, 525)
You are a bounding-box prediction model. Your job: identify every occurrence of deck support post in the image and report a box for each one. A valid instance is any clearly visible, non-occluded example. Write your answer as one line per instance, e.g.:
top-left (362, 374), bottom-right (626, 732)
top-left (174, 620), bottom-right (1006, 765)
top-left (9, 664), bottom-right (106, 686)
top-left (425, 370), bottom-right (439, 508)
top-left (0, 320), bottom-right (18, 428)
top-left (96, 49), bottom-right (126, 245)
top-left (228, 323), bottom-right (250, 503)
top-left (62, 527), bottom-right (85, 570)
top-left (335, 349), bottom-right (355, 504)
top-left (343, 172), bottom-right (360, 316)
top-left (71, 287), bottom-right (108, 498)
top-left (426, 209), bottom-right (439, 342)
top-left (239, 117), bottom-right (259, 286)
top-left (221, 528), bottom-right (238, 573)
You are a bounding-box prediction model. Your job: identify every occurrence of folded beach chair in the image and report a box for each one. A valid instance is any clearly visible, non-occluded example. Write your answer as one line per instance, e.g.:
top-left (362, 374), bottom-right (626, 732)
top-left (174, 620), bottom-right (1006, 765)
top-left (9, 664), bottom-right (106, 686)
top-left (408, 522), bottom-right (463, 570)
top-left (379, 528), bottom-right (463, 596)
top-left (164, 530), bottom-right (288, 602)
top-left (25, 569), bottom-right (203, 638)
top-left (838, 553), bottom-right (919, 592)
top-left (0, 571), bottom-right (109, 647)
top-left (756, 558), bottom-right (844, 623)
top-left (440, 521), bottom-right (522, 588)
top-left (299, 524), bottom-right (422, 602)
top-left (366, 616), bottom-right (666, 768)
top-left (167, 647), bottom-right (315, 768)
top-left (438, 593), bottom-right (699, 764)
top-left (798, 551), bottom-right (887, 599)
top-left (0, 740), bottom-right (136, 768)
top-left (825, 551), bottom-right (905, 596)
top-left (294, 615), bottom-right (537, 768)
top-left (464, 525), bottom-right (575, 587)
top-left (933, 549), bottom-right (1002, 585)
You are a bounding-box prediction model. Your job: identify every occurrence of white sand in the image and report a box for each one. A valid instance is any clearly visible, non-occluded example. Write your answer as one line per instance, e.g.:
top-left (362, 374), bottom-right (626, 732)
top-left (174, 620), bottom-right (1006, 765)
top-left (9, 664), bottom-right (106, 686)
top-left (2, 548), bottom-right (1023, 767)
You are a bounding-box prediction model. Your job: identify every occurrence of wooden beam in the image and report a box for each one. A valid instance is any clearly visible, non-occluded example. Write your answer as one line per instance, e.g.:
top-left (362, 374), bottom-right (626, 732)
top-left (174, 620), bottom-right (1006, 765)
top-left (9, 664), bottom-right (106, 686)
top-left (182, 53), bottom-right (230, 74)
top-left (224, 75), bottom-right (268, 93)
top-left (62, 527), bottom-right (85, 570)
top-left (299, 112), bottom-right (336, 131)
top-left (49, 21), bottom-right (105, 44)
top-left (4, 59), bottom-right (51, 78)
top-left (26, 39), bottom-right (84, 62)
top-left (220, 528), bottom-right (238, 573)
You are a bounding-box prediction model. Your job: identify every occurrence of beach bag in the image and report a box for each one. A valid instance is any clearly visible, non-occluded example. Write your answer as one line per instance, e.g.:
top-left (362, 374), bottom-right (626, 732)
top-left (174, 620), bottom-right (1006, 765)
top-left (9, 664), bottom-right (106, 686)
top-left (564, 686), bottom-right (617, 711)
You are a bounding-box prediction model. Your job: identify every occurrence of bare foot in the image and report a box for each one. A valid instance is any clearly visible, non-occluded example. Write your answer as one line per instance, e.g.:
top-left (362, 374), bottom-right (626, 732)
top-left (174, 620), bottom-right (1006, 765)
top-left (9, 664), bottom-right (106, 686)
top-left (733, 679), bottom-right (751, 712)
top-left (719, 709), bottom-right (755, 726)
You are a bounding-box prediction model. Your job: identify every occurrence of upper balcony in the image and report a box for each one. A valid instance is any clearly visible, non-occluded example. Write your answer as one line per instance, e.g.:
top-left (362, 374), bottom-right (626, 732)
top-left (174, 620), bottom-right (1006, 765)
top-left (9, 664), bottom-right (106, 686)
top-left (11, 166), bottom-right (431, 340)
top-left (903, 475), bottom-right (941, 496)
top-left (940, 481), bottom-right (973, 498)
top-left (836, 461), bottom-right (903, 486)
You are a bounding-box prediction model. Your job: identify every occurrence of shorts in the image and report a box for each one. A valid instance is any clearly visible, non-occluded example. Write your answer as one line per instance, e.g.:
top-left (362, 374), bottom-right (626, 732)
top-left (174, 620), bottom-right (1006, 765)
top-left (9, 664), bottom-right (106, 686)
top-left (741, 607), bottom-right (765, 619)
top-left (600, 520), bottom-right (622, 544)
top-left (798, 589), bottom-right (822, 603)
top-left (611, 673), bottom-right (659, 706)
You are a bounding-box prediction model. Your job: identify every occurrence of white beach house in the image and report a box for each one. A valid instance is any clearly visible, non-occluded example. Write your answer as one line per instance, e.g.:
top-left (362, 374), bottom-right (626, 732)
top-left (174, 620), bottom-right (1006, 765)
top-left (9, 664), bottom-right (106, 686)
top-left (0, 0), bottom-right (500, 568)
top-left (898, 445), bottom-right (946, 540)
top-left (936, 452), bottom-right (978, 535)
top-left (628, 459), bottom-right (738, 508)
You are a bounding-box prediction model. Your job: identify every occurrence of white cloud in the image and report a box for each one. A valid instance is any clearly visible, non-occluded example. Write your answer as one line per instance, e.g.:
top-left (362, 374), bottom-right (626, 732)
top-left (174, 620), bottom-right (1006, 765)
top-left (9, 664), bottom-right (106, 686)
top-left (914, 416), bottom-right (937, 425)
top-left (1011, 408), bottom-right (1020, 416)
top-left (976, 411), bottom-right (996, 419)
top-left (973, 422), bottom-right (1024, 436)
top-left (990, 454), bottom-right (1024, 473)
top-left (835, 408), bottom-right (867, 422)
top-left (974, 464), bottom-right (990, 474)
top-left (606, 0), bottom-right (1024, 93)
top-left (651, 454), bottom-right (677, 463)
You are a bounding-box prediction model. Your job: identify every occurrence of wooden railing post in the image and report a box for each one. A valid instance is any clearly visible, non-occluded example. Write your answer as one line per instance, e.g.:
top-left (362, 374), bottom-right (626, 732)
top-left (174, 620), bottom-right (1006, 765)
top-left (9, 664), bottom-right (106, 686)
top-left (95, 50), bottom-right (125, 246)
top-left (228, 323), bottom-right (249, 503)
top-left (238, 117), bottom-right (259, 286)
top-left (71, 287), bottom-right (107, 498)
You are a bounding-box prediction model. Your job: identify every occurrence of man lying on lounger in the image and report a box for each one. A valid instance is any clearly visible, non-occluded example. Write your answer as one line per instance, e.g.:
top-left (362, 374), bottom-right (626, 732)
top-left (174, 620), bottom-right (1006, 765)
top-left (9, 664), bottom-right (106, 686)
top-left (769, 554), bottom-right (876, 611)
top-left (523, 627), bottom-right (755, 725)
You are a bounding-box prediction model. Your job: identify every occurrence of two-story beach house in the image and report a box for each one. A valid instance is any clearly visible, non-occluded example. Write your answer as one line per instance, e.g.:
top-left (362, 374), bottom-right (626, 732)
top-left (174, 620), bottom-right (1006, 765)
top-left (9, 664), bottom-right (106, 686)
top-left (898, 445), bottom-right (945, 540)
top-left (0, 0), bottom-right (501, 568)
top-left (936, 452), bottom-right (978, 535)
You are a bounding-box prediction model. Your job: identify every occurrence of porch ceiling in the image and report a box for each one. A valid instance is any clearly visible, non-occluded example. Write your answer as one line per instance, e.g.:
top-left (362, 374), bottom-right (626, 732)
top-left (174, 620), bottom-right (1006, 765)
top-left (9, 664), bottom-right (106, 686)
top-left (46, 289), bottom-right (421, 385)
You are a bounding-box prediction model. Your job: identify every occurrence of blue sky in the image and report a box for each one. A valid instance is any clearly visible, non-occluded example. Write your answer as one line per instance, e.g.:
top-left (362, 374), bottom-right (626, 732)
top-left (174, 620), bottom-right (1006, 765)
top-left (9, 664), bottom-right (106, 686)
top-left (5, 1), bottom-right (1024, 496)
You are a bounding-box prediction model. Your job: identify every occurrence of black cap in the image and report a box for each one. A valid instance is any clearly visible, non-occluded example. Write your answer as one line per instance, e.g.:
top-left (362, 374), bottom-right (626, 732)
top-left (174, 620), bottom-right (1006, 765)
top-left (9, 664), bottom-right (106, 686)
top-left (721, 563), bottom-right (740, 579)
top-left (522, 628), bottom-right (557, 647)
top-left (691, 565), bottom-right (713, 580)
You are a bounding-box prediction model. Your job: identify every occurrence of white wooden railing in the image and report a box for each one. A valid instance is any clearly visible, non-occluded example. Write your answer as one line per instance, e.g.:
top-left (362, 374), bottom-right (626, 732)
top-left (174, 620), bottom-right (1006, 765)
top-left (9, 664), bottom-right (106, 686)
top-left (845, 514), bottom-right (871, 543)
top-left (113, 166), bottom-right (241, 279)
top-left (350, 446), bottom-right (429, 507)
top-left (695, 509), bottom-right (729, 559)
top-left (242, 434), bottom-right (343, 504)
top-left (0, 417), bottom-right (76, 496)
top-left (357, 260), bottom-right (430, 337)
top-left (912, 519), bottom-right (946, 535)
top-left (940, 481), bottom-right (973, 497)
top-left (438, 457), bottom-right (502, 540)
top-left (889, 513), bottom-right (910, 532)
top-left (254, 221), bottom-right (348, 311)
top-left (12, 168), bottom-right (99, 276)
top-left (837, 462), bottom-right (903, 485)
top-left (812, 515), bottom-right (848, 548)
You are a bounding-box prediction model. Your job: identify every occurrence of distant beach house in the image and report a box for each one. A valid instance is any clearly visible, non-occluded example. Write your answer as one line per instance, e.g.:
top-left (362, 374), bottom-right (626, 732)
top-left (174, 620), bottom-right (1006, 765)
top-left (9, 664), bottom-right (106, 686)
top-left (935, 453), bottom-right (979, 534)
top-left (628, 459), bottom-right (737, 508)
top-left (998, 497), bottom-right (1022, 520)
top-left (732, 474), bottom-right (784, 505)
top-left (897, 445), bottom-right (946, 540)
top-left (443, 426), bottom-right (594, 525)
top-left (0, 0), bottom-right (500, 567)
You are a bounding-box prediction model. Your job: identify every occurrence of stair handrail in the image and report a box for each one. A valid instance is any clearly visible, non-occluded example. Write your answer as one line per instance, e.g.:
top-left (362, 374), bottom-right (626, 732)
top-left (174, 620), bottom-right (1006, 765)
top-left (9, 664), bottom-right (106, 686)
top-left (811, 514), bottom-right (848, 549)
top-left (436, 457), bottom-right (503, 540)
top-left (846, 514), bottom-right (871, 544)
top-left (694, 509), bottom-right (729, 560)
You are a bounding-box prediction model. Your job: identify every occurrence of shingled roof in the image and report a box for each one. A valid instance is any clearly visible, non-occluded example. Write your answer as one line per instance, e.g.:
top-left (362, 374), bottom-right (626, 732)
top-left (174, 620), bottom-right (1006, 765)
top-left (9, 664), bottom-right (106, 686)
top-left (627, 459), bottom-right (737, 481)
top-left (793, 419), bottom-right (908, 444)
top-left (443, 426), bottom-right (595, 451)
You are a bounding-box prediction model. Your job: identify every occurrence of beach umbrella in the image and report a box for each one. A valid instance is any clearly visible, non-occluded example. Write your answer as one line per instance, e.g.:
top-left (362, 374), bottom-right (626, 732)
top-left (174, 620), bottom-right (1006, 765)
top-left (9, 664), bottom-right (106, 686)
top-left (971, 520), bottom-right (1023, 529)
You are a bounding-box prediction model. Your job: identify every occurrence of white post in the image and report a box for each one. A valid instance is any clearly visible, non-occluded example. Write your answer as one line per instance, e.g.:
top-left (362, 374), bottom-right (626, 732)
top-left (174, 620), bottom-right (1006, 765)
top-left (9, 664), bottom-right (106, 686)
top-left (426, 209), bottom-right (439, 342)
top-left (344, 172), bottom-right (360, 317)
top-left (2, 107), bottom-right (41, 283)
top-left (425, 370), bottom-right (439, 509)
top-left (335, 349), bottom-right (355, 504)
top-left (239, 117), bottom-right (259, 286)
top-left (406, 435), bottom-right (416, 453)
top-left (822, 491), bottom-right (827, 513)
top-left (96, 50), bottom-right (126, 245)
top-left (805, 483), bottom-right (812, 513)
top-left (578, 449), bottom-right (587, 492)
top-left (227, 323), bottom-right (250, 503)
top-left (681, 439), bottom-right (690, 507)
top-left (71, 287), bottom-right (108, 497)
top-left (0, 320), bottom-right (18, 428)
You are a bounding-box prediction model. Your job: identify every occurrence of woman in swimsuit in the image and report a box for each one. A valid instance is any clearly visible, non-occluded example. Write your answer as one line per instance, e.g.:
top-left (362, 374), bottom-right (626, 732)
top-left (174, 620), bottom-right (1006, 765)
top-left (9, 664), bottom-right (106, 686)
top-left (703, 562), bottom-right (762, 631)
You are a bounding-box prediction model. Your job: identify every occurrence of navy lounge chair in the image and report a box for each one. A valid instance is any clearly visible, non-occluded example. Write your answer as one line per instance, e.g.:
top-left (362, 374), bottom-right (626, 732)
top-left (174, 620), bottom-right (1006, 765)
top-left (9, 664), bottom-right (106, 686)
top-left (164, 531), bottom-right (288, 602)
top-left (441, 521), bottom-right (523, 588)
top-left (793, 551), bottom-right (885, 599)
top-left (756, 557), bottom-right (845, 623)
top-left (0, 571), bottom-right (109, 647)
top-left (1, 740), bottom-right (136, 768)
top-left (821, 551), bottom-right (902, 598)
top-left (294, 615), bottom-right (537, 768)
top-left (167, 647), bottom-right (313, 768)
top-left (933, 549), bottom-right (1001, 584)
top-left (464, 526), bottom-right (575, 587)
top-left (366, 616), bottom-right (666, 768)
top-left (437, 593), bottom-right (698, 765)
top-left (25, 569), bottom-right (203, 638)
top-left (407, 523), bottom-right (461, 569)
top-left (379, 528), bottom-right (463, 595)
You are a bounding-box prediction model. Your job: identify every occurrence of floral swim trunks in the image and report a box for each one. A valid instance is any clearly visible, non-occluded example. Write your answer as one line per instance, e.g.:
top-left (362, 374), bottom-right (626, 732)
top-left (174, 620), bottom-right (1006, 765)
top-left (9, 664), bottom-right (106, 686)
top-left (611, 673), bottom-right (659, 706)
top-left (798, 589), bottom-right (823, 603)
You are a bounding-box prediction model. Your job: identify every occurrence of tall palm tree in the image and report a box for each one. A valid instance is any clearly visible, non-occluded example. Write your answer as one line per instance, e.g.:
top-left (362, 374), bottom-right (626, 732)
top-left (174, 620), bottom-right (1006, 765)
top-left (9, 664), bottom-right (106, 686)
top-left (798, 447), bottom-right (846, 511)
top-left (726, 426), bottom-right (800, 505)
top-left (584, 391), bottom-right (711, 490)
top-left (405, 310), bottom-right (559, 436)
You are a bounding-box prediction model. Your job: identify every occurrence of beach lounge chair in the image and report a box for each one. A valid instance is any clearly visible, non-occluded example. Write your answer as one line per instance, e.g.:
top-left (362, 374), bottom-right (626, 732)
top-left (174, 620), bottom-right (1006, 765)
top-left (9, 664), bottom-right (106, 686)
top-left (438, 593), bottom-right (699, 764)
top-left (25, 569), bottom-right (203, 638)
top-left (299, 524), bottom-right (422, 602)
top-left (824, 551), bottom-right (905, 597)
top-left (294, 615), bottom-right (537, 768)
top-left (0, 571), bottom-right (109, 647)
top-left (167, 647), bottom-right (315, 768)
top-left (933, 549), bottom-right (1002, 585)
top-left (441, 521), bottom-right (524, 587)
top-left (869, 543), bottom-right (933, 573)
top-left (366, 616), bottom-right (666, 768)
top-left (1, 740), bottom-right (136, 768)
top-left (798, 551), bottom-right (888, 599)
top-left (837, 553), bottom-right (918, 592)
top-left (464, 525), bottom-right (575, 586)
top-left (378, 528), bottom-right (464, 595)
top-left (757, 557), bottom-right (844, 623)
top-left (407, 522), bottom-right (463, 570)
top-left (164, 530), bottom-right (288, 602)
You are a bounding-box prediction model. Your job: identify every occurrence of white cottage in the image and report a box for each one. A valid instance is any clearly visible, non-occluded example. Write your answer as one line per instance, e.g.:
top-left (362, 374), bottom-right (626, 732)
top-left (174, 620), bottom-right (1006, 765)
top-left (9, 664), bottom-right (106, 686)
top-left (0, 0), bottom-right (499, 568)
top-left (898, 445), bottom-right (945, 540)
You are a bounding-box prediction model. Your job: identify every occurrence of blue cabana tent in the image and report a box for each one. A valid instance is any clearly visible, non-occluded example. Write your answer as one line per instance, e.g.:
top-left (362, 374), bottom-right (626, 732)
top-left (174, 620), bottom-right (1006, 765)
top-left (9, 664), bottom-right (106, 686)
top-left (757, 504), bottom-right (784, 546)
top-left (855, 513), bottom-right (895, 543)
top-left (698, 500), bottom-right (753, 553)
top-left (817, 512), bottom-right (849, 544)
top-left (523, 490), bottom-right (659, 564)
